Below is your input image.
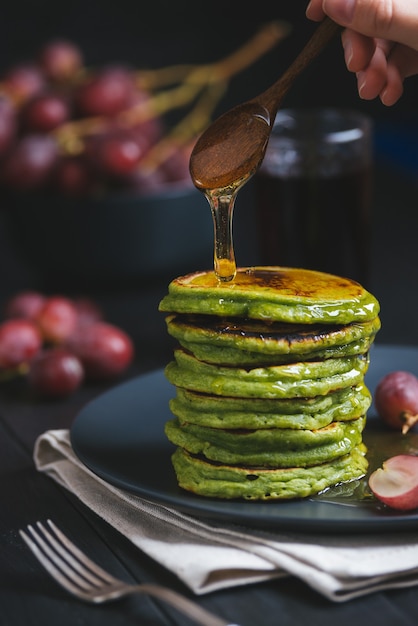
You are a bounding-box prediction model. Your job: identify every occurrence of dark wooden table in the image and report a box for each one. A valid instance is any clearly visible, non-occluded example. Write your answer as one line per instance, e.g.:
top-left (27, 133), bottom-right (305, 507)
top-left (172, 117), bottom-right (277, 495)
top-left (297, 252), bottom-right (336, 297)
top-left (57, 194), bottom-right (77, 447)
top-left (2, 150), bottom-right (418, 625)
top-left (4, 352), bottom-right (418, 626)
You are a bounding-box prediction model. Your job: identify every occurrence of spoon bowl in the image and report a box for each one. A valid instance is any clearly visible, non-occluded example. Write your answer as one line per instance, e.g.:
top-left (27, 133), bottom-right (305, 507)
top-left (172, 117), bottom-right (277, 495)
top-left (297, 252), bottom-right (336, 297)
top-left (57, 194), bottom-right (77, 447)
top-left (190, 18), bottom-right (341, 192)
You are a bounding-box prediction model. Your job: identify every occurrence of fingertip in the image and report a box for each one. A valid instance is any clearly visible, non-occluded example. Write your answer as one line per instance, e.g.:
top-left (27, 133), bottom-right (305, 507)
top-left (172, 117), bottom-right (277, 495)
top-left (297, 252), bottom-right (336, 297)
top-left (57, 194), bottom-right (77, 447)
top-left (306, 0), bottom-right (325, 21)
top-left (356, 72), bottom-right (368, 99)
top-left (356, 69), bottom-right (387, 101)
top-left (380, 66), bottom-right (404, 106)
top-left (342, 30), bottom-right (376, 73)
top-left (342, 37), bottom-right (353, 70)
top-left (322, 0), bottom-right (355, 25)
top-left (380, 88), bottom-right (400, 106)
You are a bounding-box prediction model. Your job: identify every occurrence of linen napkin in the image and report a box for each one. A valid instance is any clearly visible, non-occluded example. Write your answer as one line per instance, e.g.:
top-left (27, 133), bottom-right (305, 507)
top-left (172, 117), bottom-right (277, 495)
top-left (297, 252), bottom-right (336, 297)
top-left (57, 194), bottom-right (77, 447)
top-left (34, 429), bottom-right (418, 602)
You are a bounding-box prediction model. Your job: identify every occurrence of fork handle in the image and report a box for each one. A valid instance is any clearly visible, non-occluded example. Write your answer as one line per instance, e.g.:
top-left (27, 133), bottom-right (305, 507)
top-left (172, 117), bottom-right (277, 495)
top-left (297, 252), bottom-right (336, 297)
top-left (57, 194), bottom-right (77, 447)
top-left (129, 583), bottom-right (240, 626)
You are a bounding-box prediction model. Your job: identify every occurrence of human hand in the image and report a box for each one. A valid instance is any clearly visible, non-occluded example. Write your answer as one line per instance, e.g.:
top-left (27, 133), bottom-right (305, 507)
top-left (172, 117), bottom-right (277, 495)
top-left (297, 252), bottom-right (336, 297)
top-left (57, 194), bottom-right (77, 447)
top-left (306, 0), bottom-right (418, 105)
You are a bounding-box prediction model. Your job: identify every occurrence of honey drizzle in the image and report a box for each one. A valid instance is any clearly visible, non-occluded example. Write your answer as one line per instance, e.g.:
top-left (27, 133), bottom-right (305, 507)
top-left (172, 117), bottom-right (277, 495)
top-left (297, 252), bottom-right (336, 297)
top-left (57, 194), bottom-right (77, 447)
top-left (204, 173), bottom-right (256, 282)
top-left (205, 187), bottom-right (238, 282)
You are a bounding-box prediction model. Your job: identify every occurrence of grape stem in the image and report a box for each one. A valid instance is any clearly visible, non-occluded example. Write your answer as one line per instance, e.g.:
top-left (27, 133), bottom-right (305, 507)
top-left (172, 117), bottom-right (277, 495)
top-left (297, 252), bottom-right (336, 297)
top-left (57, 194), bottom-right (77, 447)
top-left (401, 412), bottom-right (418, 435)
top-left (32, 21), bottom-right (290, 164)
top-left (0, 363), bottom-right (29, 382)
top-left (136, 21), bottom-right (291, 88)
top-left (140, 82), bottom-right (228, 170)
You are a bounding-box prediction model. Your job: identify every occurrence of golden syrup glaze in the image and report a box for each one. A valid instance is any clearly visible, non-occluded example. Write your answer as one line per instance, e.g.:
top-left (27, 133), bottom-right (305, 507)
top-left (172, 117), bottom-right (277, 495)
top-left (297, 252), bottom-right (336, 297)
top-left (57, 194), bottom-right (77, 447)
top-left (159, 267), bottom-right (380, 324)
top-left (184, 267), bottom-right (365, 298)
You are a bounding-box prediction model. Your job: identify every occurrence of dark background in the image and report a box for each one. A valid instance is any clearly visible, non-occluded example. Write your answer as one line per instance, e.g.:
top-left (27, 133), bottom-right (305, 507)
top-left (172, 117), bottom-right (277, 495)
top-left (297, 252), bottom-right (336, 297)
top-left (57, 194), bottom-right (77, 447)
top-left (1, 0), bottom-right (416, 118)
top-left (0, 0), bottom-right (418, 356)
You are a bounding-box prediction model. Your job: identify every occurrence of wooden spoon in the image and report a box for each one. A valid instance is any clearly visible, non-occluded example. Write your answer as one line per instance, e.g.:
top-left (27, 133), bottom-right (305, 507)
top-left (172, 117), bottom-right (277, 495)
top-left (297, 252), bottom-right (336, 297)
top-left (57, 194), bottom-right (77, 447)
top-left (190, 18), bottom-right (341, 192)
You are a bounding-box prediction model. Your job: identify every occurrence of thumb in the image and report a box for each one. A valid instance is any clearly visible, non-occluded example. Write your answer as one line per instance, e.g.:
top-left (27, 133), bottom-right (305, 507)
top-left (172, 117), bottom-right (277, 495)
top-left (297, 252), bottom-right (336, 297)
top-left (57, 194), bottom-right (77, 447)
top-left (322, 0), bottom-right (418, 51)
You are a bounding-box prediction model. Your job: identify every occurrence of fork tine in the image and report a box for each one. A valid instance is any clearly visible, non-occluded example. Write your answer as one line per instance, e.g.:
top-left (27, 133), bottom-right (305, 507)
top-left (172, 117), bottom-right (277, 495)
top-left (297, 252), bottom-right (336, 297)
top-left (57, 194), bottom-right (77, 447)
top-left (20, 521), bottom-right (240, 626)
top-left (44, 520), bottom-right (118, 586)
top-left (30, 522), bottom-right (97, 590)
top-left (19, 526), bottom-right (92, 597)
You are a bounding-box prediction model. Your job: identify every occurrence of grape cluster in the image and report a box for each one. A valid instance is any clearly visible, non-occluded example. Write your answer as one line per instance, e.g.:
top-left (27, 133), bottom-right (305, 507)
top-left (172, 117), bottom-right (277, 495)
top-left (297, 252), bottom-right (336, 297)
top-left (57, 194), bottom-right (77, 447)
top-left (0, 290), bottom-right (134, 397)
top-left (0, 39), bottom-right (192, 196)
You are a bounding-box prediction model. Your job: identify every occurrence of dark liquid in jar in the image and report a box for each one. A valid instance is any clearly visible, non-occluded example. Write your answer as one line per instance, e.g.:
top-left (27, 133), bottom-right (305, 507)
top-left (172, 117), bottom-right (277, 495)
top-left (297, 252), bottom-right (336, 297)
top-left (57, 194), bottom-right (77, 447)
top-left (254, 167), bottom-right (372, 288)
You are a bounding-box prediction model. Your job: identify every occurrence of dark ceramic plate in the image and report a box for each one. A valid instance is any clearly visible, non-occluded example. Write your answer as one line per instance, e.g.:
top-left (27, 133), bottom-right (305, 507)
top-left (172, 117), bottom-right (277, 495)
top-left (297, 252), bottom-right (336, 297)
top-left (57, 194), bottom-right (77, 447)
top-left (71, 344), bottom-right (418, 533)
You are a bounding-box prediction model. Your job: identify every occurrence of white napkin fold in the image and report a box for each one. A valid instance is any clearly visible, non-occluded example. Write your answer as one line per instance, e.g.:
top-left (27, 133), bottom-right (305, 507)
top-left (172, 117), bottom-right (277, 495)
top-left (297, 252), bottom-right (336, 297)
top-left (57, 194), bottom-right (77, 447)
top-left (34, 429), bottom-right (418, 602)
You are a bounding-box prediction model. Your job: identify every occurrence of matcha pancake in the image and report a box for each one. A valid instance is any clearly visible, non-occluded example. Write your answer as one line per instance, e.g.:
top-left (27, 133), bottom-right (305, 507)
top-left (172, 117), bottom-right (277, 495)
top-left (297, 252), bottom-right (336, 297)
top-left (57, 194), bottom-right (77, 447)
top-left (165, 416), bottom-right (365, 468)
top-left (165, 349), bottom-right (370, 399)
top-left (170, 445), bottom-right (368, 500)
top-left (170, 384), bottom-right (372, 430)
top-left (159, 264), bottom-right (380, 501)
top-left (159, 267), bottom-right (380, 325)
top-left (166, 314), bottom-right (380, 366)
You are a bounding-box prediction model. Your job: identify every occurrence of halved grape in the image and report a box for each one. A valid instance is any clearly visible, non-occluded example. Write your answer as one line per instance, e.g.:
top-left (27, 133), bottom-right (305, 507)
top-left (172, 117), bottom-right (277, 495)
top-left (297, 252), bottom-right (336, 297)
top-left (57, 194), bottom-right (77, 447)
top-left (369, 455), bottom-right (418, 510)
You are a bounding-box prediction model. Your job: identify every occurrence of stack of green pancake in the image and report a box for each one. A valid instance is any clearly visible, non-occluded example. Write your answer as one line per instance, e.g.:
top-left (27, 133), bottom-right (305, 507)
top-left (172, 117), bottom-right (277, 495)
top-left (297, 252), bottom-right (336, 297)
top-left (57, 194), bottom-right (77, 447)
top-left (159, 266), bottom-right (380, 501)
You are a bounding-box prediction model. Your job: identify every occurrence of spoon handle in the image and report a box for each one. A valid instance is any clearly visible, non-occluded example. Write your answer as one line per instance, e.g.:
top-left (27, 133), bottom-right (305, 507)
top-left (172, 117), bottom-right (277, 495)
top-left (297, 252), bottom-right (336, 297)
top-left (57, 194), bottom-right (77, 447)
top-left (257, 18), bottom-right (342, 115)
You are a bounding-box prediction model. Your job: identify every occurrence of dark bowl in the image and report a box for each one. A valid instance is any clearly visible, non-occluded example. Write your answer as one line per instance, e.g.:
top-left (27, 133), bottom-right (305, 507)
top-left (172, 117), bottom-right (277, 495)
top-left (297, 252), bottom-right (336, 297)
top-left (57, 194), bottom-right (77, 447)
top-left (3, 183), bottom-right (214, 289)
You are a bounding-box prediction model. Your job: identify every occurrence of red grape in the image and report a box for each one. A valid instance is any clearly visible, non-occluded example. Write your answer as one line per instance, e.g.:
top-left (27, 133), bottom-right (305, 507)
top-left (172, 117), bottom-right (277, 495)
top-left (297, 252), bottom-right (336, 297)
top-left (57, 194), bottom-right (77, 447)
top-left (131, 117), bottom-right (163, 151)
top-left (374, 371), bottom-right (418, 433)
top-left (161, 142), bottom-right (193, 183)
top-left (28, 348), bottom-right (84, 397)
top-left (0, 319), bottom-right (42, 370)
top-left (1, 134), bottom-right (58, 190)
top-left (52, 155), bottom-right (95, 195)
top-left (66, 321), bottom-right (134, 379)
top-left (128, 89), bottom-right (164, 148)
top-left (0, 41), bottom-right (197, 198)
top-left (94, 129), bottom-right (148, 177)
top-left (0, 288), bottom-right (133, 394)
top-left (127, 164), bottom-right (167, 193)
top-left (0, 94), bottom-right (17, 156)
top-left (74, 66), bottom-right (135, 117)
top-left (36, 296), bottom-right (78, 344)
top-left (38, 39), bottom-right (83, 81)
top-left (72, 297), bottom-right (103, 327)
top-left (3, 63), bottom-right (46, 103)
top-left (20, 92), bottom-right (70, 132)
top-left (4, 291), bottom-right (46, 320)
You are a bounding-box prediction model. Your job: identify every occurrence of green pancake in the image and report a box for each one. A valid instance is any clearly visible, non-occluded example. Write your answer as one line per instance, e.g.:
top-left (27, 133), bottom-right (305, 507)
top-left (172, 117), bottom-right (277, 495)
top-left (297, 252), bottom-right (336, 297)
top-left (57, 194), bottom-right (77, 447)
top-left (170, 383), bottom-right (372, 430)
top-left (165, 315), bottom-right (380, 366)
top-left (159, 267), bottom-right (380, 325)
top-left (171, 445), bottom-right (368, 500)
top-left (165, 416), bottom-right (365, 467)
top-left (160, 264), bottom-right (380, 501)
top-left (165, 349), bottom-right (370, 399)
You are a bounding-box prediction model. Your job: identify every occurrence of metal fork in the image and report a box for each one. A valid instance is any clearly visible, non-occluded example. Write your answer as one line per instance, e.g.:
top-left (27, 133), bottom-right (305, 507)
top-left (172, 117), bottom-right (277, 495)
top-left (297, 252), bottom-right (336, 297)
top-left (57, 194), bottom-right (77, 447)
top-left (20, 520), bottom-right (240, 626)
